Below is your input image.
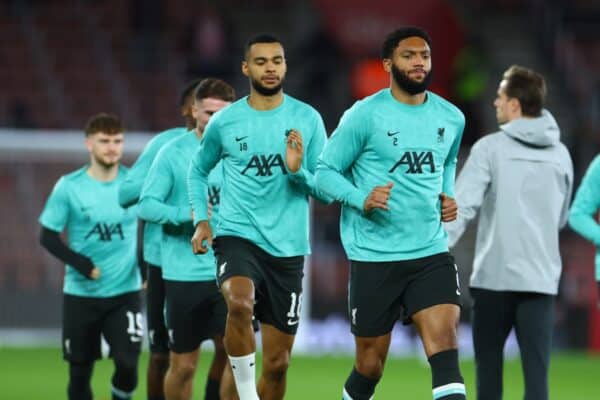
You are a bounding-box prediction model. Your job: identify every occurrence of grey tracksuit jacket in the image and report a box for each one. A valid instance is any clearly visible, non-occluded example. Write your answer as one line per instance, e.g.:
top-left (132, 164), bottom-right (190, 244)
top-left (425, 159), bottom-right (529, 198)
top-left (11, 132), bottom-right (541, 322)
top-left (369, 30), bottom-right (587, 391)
top-left (445, 110), bottom-right (573, 294)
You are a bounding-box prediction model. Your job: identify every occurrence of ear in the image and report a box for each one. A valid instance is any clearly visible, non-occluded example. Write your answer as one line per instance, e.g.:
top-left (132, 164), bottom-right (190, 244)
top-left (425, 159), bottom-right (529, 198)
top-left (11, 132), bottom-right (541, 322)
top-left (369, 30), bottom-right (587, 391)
top-left (382, 58), bottom-right (392, 73)
top-left (509, 97), bottom-right (521, 114)
top-left (241, 60), bottom-right (249, 77)
top-left (84, 136), bottom-right (93, 152)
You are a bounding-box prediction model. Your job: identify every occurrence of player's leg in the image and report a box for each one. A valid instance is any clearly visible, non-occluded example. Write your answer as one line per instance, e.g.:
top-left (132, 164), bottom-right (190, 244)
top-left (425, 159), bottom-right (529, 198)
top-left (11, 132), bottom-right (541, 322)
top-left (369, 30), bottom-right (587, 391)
top-left (470, 288), bottom-right (515, 400)
top-left (220, 359), bottom-right (239, 400)
top-left (514, 293), bottom-right (554, 400)
top-left (213, 236), bottom-right (261, 400)
top-left (103, 292), bottom-right (143, 400)
top-left (63, 295), bottom-right (102, 400)
top-left (257, 323), bottom-right (295, 400)
top-left (407, 254), bottom-right (465, 400)
top-left (163, 280), bottom-right (214, 399)
top-left (342, 261), bottom-right (400, 400)
top-left (146, 263), bottom-right (169, 400)
top-left (204, 286), bottom-right (233, 400)
top-left (255, 251), bottom-right (304, 400)
top-left (164, 349), bottom-right (200, 400)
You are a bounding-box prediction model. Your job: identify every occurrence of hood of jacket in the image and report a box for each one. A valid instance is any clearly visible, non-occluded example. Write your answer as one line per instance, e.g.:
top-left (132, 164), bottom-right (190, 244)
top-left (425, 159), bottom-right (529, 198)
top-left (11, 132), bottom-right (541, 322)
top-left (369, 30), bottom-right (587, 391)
top-left (500, 109), bottom-right (560, 148)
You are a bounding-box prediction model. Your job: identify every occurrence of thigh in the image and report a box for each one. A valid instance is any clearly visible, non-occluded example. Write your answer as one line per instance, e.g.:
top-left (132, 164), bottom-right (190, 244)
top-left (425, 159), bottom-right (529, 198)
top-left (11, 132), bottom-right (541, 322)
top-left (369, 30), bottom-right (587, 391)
top-left (146, 264), bottom-right (169, 354)
top-left (102, 292), bottom-right (143, 358)
top-left (403, 253), bottom-right (462, 324)
top-left (165, 280), bottom-right (227, 353)
top-left (259, 254), bottom-right (304, 335)
top-left (348, 261), bottom-right (404, 337)
top-left (213, 236), bottom-right (263, 288)
top-left (63, 295), bottom-right (103, 362)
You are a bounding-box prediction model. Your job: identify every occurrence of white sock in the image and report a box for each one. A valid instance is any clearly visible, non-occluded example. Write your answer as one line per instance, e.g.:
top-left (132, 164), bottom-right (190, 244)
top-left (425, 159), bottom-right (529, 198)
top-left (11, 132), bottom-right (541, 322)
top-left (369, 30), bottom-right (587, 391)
top-left (229, 353), bottom-right (260, 400)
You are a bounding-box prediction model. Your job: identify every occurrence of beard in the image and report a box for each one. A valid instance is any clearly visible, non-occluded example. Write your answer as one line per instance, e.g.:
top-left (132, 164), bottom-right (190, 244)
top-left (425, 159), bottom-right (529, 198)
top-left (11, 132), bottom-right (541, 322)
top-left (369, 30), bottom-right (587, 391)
top-left (391, 64), bottom-right (433, 95)
top-left (92, 154), bottom-right (119, 169)
top-left (250, 76), bottom-right (283, 96)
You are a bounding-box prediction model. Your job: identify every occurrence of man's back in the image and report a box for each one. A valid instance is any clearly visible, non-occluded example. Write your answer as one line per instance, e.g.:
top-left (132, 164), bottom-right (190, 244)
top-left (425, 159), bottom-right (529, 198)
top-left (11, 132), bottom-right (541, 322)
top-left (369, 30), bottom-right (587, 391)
top-left (447, 110), bottom-right (573, 294)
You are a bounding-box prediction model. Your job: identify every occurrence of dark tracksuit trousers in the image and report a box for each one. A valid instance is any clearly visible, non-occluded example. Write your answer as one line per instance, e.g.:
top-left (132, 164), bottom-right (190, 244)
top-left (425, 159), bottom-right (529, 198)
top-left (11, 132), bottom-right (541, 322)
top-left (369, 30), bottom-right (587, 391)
top-left (470, 288), bottom-right (554, 400)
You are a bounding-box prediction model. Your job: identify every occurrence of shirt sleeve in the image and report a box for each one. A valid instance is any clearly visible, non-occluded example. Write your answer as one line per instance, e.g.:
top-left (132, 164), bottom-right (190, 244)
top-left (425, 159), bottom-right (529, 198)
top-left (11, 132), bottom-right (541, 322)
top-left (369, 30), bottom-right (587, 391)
top-left (444, 138), bottom-right (492, 247)
top-left (138, 147), bottom-right (191, 225)
top-left (118, 136), bottom-right (160, 208)
top-left (569, 155), bottom-right (600, 245)
top-left (442, 117), bottom-right (465, 196)
top-left (39, 176), bottom-right (70, 232)
top-left (188, 119), bottom-right (222, 226)
top-left (315, 108), bottom-right (370, 211)
top-left (287, 112), bottom-right (333, 204)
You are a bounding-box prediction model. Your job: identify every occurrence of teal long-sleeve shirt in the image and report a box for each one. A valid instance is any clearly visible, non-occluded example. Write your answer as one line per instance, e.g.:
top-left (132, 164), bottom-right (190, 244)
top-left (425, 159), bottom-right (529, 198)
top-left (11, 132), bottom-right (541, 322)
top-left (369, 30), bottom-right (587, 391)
top-left (118, 127), bottom-right (187, 266)
top-left (569, 154), bottom-right (600, 280)
top-left (187, 94), bottom-right (329, 257)
top-left (315, 89), bottom-right (465, 262)
top-left (139, 133), bottom-right (222, 281)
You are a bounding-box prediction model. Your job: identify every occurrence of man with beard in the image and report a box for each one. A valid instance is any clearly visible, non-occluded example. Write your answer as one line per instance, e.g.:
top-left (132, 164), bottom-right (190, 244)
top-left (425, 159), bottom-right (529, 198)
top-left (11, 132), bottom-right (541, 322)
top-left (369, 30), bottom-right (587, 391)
top-left (139, 78), bottom-right (237, 400)
top-left (39, 113), bottom-right (142, 400)
top-left (118, 79), bottom-right (200, 400)
top-left (187, 34), bottom-right (330, 400)
top-left (315, 27), bottom-right (466, 400)
top-left (446, 65), bottom-right (573, 400)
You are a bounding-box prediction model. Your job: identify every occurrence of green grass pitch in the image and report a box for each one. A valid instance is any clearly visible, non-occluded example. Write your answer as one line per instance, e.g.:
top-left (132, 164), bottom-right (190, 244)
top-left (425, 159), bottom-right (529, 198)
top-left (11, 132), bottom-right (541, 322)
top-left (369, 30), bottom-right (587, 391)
top-left (1, 348), bottom-right (598, 399)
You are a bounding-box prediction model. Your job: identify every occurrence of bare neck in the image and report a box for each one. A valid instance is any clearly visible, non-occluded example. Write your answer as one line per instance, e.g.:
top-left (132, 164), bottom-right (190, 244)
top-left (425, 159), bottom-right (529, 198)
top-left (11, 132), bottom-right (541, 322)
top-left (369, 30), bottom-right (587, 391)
top-left (87, 160), bottom-right (119, 182)
top-left (247, 89), bottom-right (284, 111)
top-left (390, 82), bottom-right (427, 105)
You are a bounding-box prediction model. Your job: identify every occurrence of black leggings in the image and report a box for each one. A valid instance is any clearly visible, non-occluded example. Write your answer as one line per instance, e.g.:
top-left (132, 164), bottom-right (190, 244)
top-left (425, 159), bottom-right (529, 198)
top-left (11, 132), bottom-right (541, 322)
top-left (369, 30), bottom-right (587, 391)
top-left (68, 362), bottom-right (94, 400)
top-left (471, 288), bottom-right (554, 400)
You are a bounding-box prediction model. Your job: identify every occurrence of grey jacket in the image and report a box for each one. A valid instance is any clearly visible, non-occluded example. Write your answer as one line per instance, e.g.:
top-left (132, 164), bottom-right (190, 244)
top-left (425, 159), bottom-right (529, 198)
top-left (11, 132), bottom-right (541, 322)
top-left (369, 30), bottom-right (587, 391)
top-left (445, 110), bottom-right (573, 294)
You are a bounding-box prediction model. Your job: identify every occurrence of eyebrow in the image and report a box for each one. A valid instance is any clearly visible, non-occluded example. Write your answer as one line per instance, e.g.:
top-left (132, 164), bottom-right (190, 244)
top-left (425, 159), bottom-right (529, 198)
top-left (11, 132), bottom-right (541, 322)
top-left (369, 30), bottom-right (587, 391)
top-left (400, 49), bottom-right (430, 54)
top-left (253, 55), bottom-right (284, 62)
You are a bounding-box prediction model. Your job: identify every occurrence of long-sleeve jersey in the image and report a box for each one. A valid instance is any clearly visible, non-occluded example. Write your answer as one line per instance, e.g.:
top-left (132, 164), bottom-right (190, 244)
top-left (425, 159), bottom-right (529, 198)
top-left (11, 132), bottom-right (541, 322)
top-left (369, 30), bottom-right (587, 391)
top-left (316, 89), bottom-right (464, 262)
top-left (188, 94), bottom-right (328, 257)
top-left (39, 166), bottom-right (141, 297)
top-left (118, 127), bottom-right (187, 266)
top-left (139, 133), bottom-right (222, 281)
top-left (569, 154), bottom-right (600, 281)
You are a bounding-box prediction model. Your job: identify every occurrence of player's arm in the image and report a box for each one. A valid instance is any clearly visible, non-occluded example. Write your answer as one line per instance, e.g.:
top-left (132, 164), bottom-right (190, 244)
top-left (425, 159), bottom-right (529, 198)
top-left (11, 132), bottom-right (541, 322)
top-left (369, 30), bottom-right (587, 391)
top-left (569, 155), bottom-right (600, 245)
top-left (285, 115), bottom-right (333, 204)
top-left (441, 118), bottom-right (465, 197)
top-left (38, 177), bottom-right (99, 279)
top-left (39, 227), bottom-right (98, 279)
top-left (118, 135), bottom-right (162, 208)
top-left (444, 138), bottom-right (492, 247)
top-left (188, 120), bottom-right (222, 254)
top-left (138, 148), bottom-right (190, 225)
top-left (315, 110), bottom-right (370, 211)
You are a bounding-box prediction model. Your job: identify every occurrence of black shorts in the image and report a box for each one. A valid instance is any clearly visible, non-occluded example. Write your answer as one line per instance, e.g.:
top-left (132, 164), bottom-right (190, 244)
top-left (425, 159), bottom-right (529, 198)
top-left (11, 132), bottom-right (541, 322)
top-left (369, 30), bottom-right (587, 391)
top-left (213, 236), bottom-right (304, 335)
top-left (164, 279), bottom-right (227, 353)
top-left (146, 263), bottom-right (169, 354)
top-left (62, 291), bottom-right (143, 362)
top-left (349, 252), bottom-right (461, 337)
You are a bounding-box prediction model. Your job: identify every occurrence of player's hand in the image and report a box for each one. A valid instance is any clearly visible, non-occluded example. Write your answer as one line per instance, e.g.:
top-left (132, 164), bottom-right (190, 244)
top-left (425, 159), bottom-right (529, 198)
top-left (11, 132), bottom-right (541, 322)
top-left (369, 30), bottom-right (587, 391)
top-left (440, 193), bottom-right (458, 222)
top-left (89, 267), bottom-right (101, 280)
top-left (364, 182), bottom-right (393, 212)
top-left (285, 129), bottom-right (304, 173)
top-left (191, 220), bottom-right (213, 254)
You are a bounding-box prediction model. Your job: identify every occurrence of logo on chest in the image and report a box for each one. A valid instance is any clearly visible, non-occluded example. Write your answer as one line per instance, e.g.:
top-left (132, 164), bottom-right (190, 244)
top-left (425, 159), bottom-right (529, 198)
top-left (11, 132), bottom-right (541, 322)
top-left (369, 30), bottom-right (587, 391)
top-left (241, 154), bottom-right (288, 177)
top-left (85, 223), bottom-right (125, 241)
top-left (389, 151), bottom-right (435, 174)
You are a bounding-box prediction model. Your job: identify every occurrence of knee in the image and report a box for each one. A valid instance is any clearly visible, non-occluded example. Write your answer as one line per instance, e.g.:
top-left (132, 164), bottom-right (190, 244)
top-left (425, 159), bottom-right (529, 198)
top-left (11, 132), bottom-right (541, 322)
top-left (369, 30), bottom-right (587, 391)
top-left (150, 352), bottom-right (169, 367)
top-left (113, 355), bottom-right (139, 391)
top-left (226, 295), bottom-right (254, 324)
top-left (170, 359), bottom-right (197, 382)
top-left (355, 353), bottom-right (384, 380)
top-left (263, 351), bottom-right (290, 383)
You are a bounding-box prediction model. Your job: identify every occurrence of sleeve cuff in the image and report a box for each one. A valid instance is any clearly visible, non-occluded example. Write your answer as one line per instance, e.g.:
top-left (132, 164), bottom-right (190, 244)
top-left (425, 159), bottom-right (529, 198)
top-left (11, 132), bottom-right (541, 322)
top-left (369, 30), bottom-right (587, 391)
top-left (348, 190), bottom-right (368, 211)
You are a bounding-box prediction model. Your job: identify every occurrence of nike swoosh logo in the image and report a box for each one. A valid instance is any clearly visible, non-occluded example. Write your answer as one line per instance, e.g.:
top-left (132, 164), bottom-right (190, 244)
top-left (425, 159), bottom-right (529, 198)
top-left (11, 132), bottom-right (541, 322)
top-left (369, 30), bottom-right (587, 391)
top-left (130, 336), bottom-right (141, 342)
top-left (387, 131), bottom-right (400, 136)
top-left (235, 136), bottom-right (248, 141)
top-left (287, 319), bottom-right (299, 326)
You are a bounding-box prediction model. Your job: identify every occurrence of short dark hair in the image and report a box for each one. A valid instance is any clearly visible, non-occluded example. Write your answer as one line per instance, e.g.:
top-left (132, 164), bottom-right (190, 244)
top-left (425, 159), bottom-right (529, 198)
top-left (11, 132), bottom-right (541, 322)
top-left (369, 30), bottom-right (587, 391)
top-left (244, 34), bottom-right (282, 59)
top-left (502, 65), bottom-right (546, 117)
top-left (179, 78), bottom-right (203, 108)
top-left (194, 78), bottom-right (236, 102)
top-left (381, 27), bottom-right (432, 59)
top-left (84, 113), bottom-right (123, 136)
